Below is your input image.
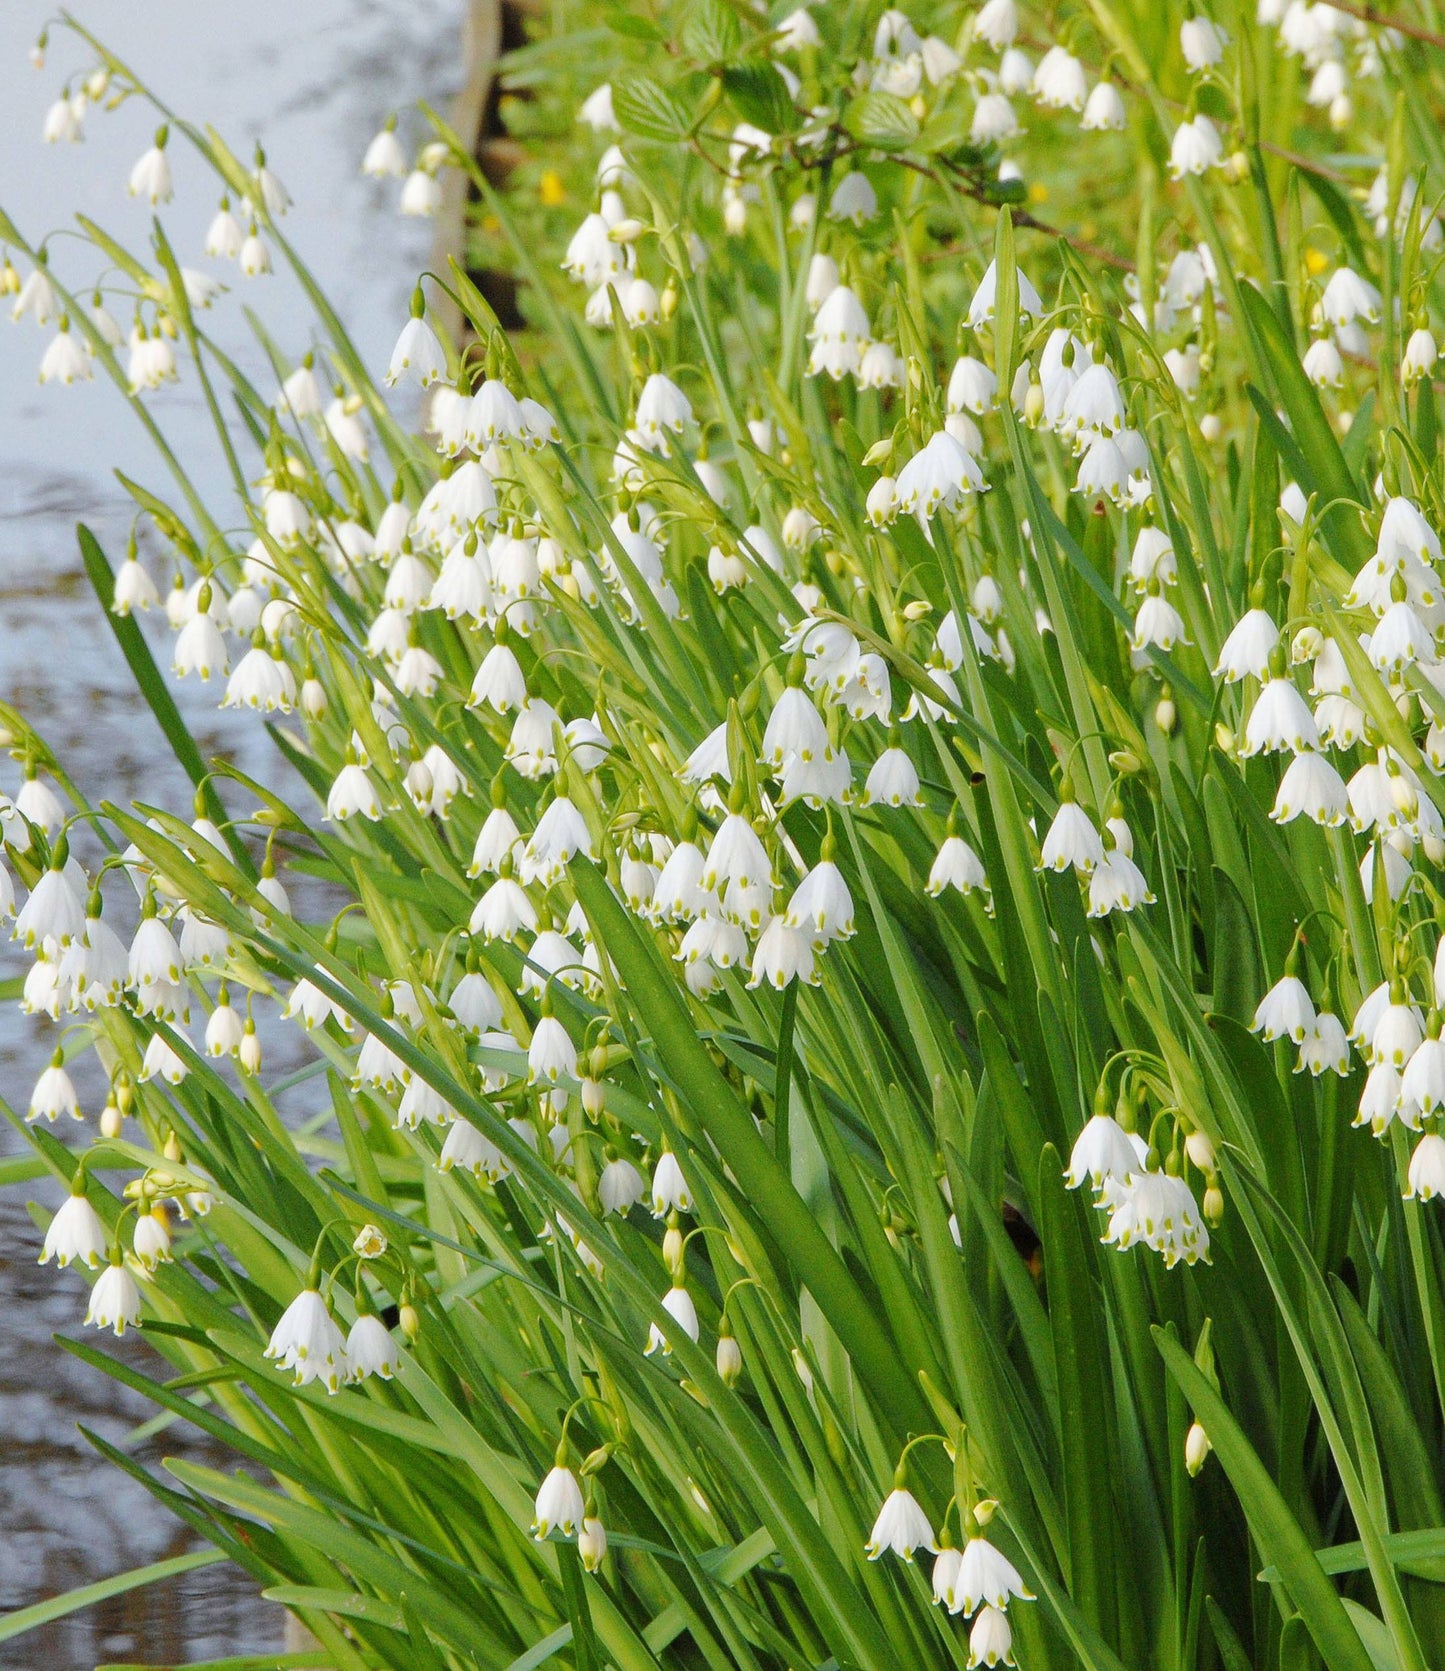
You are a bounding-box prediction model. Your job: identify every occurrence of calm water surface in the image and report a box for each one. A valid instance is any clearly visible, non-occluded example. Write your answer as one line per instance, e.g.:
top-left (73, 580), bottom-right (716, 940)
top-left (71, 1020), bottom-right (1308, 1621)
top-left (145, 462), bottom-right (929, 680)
top-left (0, 3), bottom-right (462, 1662)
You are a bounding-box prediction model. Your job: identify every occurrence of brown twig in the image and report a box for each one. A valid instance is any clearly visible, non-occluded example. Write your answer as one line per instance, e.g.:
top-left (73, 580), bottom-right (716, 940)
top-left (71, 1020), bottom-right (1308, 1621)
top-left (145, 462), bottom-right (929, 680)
top-left (1317, 0), bottom-right (1445, 51)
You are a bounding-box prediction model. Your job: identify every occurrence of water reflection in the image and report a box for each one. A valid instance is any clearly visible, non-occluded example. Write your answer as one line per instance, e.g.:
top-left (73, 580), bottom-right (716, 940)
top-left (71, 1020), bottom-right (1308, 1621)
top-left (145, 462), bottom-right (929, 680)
top-left (0, 0), bottom-right (462, 1660)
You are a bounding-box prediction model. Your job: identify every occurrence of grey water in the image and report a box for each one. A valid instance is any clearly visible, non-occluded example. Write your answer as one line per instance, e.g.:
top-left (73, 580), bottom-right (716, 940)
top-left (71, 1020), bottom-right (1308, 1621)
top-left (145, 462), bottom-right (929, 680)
top-left (0, 3), bottom-right (463, 1662)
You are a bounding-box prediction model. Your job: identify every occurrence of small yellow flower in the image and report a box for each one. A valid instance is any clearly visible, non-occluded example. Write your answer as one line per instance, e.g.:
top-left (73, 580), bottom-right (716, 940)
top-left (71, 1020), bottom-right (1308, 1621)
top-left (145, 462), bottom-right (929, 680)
top-left (1304, 246), bottom-right (1328, 276)
top-left (1028, 181), bottom-right (1049, 205)
top-left (539, 168), bottom-right (566, 207)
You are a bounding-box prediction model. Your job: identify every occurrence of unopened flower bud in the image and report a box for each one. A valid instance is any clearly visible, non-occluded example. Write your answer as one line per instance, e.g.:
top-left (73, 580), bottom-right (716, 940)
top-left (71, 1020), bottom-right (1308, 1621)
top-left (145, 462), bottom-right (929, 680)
top-left (1023, 381), bottom-right (1045, 426)
top-left (1184, 1130), bottom-right (1216, 1173)
top-left (399, 1302), bottom-right (421, 1341)
top-left (578, 1515), bottom-right (608, 1572)
top-left (716, 1326), bottom-right (742, 1386)
top-left (1199, 413), bottom-right (1222, 442)
top-left (1156, 693), bottom-right (1177, 735)
top-left (1203, 1182), bottom-right (1224, 1225)
top-left (973, 1497), bottom-right (998, 1526)
top-left (99, 1101), bottom-right (123, 1140)
top-left (1185, 1420), bottom-right (1212, 1475)
top-left (581, 1076), bottom-right (606, 1117)
top-left (663, 1220), bottom-right (684, 1275)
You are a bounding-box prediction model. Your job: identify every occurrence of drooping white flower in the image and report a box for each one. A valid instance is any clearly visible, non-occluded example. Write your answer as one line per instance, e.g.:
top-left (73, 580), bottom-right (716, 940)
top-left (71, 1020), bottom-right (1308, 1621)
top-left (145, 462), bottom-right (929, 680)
top-left (528, 1014), bottom-right (577, 1085)
top-left (786, 859), bottom-right (855, 942)
top-left (577, 82), bottom-right (618, 132)
top-left (1181, 16), bottom-right (1228, 70)
top-left (1298, 1012), bottom-right (1350, 1076)
top-left (635, 372), bottom-right (692, 444)
top-left (828, 170), bottom-right (878, 225)
top-left (1086, 846), bottom-right (1154, 916)
top-left (15, 862), bottom-right (85, 949)
top-left (645, 1284), bottom-right (702, 1355)
top-left (440, 1119), bottom-right (507, 1179)
top-left (346, 1313), bottom-right (399, 1381)
top-left (522, 797), bottom-right (595, 885)
top-left (127, 134), bottom-right (173, 203)
top-left (1272, 752), bottom-right (1348, 826)
top-left (1303, 337), bottom-right (1343, 389)
top-left (238, 226), bottom-right (273, 277)
top-left (974, 0), bottom-right (1018, 49)
top-left (1032, 45), bottom-right (1088, 110)
top-left (1215, 607), bottom-right (1278, 681)
top-left (1242, 677), bottom-right (1318, 755)
top-left (362, 120), bottom-right (408, 178)
top-left (533, 1464), bottom-right (586, 1539)
top-left (863, 745), bottom-right (921, 808)
top-left (955, 1536), bottom-right (1033, 1614)
top-left (968, 1605), bottom-right (1015, 1667)
top-left (599, 1153), bottom-right (645, 1214)
top-left (326, 760), bottom-right (383, 822)
top-left (28, 1050), bottom-right (79, 1123)
top-left (12, 264), bottom-right (58, 326)
top-left (1371, 996), bottom-right (1424, 1070)
top-left (971, 93), bottom-right (1019, 143)
top-left (1132, 586), bottom-right (1187, 652)
top-left (1357, 1060), bottom-right (1406, 1135)
top-left (387, 310), bottom-right (446, 388)
top-left (1169, 114), bottom-right (1223, 177)
top-left (1101, 1169), bottom-right (1210, 1266)
top-left (1369, 600), bottom-right (1434, 675)
top-left (1405, 1133), bottom-right (1445, 1202)
top-left (85, 1259), bottom-right (143, 1337)
top-left (703, 812), bottom-right (772, 894)
top-left (1403, 328), bottom-right (1438, 386)
top-left (39, 318), bottom-right (92, 385)
top-left (967, 259), bottom-right (1042, 330)
top-left (1320, 267), bottom-right (1382, 329)
top-left (895, 430), bottom-right (985, 517)
top-left (1081, 80), bottom-right (1127, 131)
top-left (947, 356), bottom-right (998, 416)
top-left (132, 1212), bottom-right (172, 1272)
top-left (41, 1189), bottom-right (108, 1269)
top-left (400, 168), bottom-right (442, 216)
top-left (1252, 974), bottom-right (1315, 1043)
top-left (865, 1485), bottom-right (935, 1561)
top-left (748, 915), bottom-right (817, 989)
top-left (265, 1288), bottom-right (349, 1391)
top-left (1064, 1113), bottom-right (1142, 1189)
top-left (807, 284), bottom-right (871, 380)
top-left (1040, 794), bottom-right (1104, 875)
top-left (928, 834), bottom-right (989, 897)
top-left (650, 1149), bottom-right (692, 1216)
